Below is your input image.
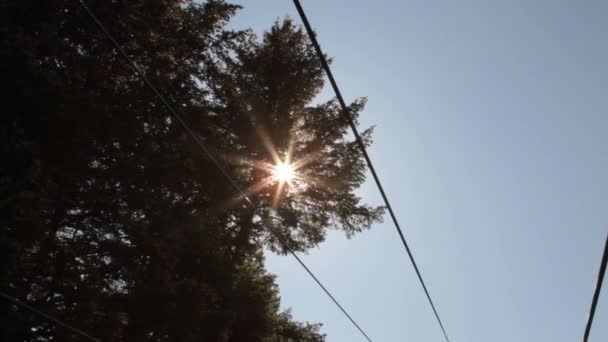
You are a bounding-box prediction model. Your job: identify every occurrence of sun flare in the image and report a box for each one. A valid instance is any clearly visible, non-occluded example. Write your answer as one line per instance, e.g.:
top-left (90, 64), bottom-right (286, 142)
top-left (228, 130), bottom-right (316, 207)
top-left (271, 162), bottom-right (295, 183)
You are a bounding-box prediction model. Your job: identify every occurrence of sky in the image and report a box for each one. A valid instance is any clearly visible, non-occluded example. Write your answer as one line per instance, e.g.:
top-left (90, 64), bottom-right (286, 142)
top-left (229, 1), bottom-right (608, 341)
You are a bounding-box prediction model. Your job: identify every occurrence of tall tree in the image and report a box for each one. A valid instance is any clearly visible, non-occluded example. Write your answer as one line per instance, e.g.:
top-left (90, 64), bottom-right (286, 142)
top-left (1, 1), bottom-right (383, 341)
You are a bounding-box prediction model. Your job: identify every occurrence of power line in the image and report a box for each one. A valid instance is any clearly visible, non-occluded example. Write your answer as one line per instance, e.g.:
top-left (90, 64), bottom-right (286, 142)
top-left (582, 231), bottom-right (608, 342)
top-left (291, 1), bottom-right (451, 341)
top-left (75, 1), bottom-right (373, 341)
top-left (0, 291), bottom-right (101, 342)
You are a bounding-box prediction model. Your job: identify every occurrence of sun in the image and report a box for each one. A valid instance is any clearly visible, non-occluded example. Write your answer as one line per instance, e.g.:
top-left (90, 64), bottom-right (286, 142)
top-left (271, 161), bottom-right (295, 183)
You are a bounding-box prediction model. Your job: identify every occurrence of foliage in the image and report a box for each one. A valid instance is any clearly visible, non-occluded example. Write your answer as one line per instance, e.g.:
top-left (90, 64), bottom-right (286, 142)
top-left (1, 0), bottom-right (383, 341)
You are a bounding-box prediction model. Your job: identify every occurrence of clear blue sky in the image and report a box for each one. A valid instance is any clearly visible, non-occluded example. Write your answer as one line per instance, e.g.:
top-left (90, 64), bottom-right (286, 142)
top-left (230, 1), bottom-right (608, 341)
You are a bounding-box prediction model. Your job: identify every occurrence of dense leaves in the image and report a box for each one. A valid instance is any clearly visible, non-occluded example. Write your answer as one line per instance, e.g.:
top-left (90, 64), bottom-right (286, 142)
top-left (1, 1), bottom-right (383, 341)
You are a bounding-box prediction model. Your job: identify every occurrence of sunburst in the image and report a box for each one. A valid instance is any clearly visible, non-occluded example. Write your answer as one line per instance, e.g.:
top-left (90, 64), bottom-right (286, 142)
top-left (271, 161), bottom-right (296, 183)
top-left (223, 125), bottom-right (321, 209)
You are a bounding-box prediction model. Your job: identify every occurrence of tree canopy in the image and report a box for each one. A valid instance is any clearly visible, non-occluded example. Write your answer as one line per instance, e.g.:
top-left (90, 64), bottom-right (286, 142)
top-left (1, 1), bottom-right (383, 341)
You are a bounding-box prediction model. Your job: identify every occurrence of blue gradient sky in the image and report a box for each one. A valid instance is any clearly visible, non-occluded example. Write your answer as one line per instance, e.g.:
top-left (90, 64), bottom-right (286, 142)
top-left (230, 1), bottom-right (608, 341)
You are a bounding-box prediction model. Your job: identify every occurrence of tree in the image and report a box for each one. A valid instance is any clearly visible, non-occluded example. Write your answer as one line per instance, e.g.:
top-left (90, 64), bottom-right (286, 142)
top-left (1, 1), bottom-right (383, 341)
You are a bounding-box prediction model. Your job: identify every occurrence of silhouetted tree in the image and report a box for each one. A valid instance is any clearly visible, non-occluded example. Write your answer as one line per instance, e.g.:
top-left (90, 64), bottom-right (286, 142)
top-left (1, 1), bottom-right (382, 341)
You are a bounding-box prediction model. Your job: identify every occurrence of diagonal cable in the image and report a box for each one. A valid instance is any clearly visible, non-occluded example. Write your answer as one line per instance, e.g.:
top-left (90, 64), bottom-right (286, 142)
top-left (0, 291), bottom-right (101, 342)
top-left (582, 231), bottom-right (608, 342)
top-left (291, 1), bottom-right (451, 341)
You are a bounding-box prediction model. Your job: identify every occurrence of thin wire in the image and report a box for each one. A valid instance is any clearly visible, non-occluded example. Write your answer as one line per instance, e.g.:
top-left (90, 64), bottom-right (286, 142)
top-left (76, 1), bottom-right (373, 341)
top-left (582, 230), bottom-right (608, 342)
top-left (0, 291), bottom-right (101, 342)
top-left (277, 235), bottom-right (374, 342)
top-left (291, 1), bottom-right (451, 341)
